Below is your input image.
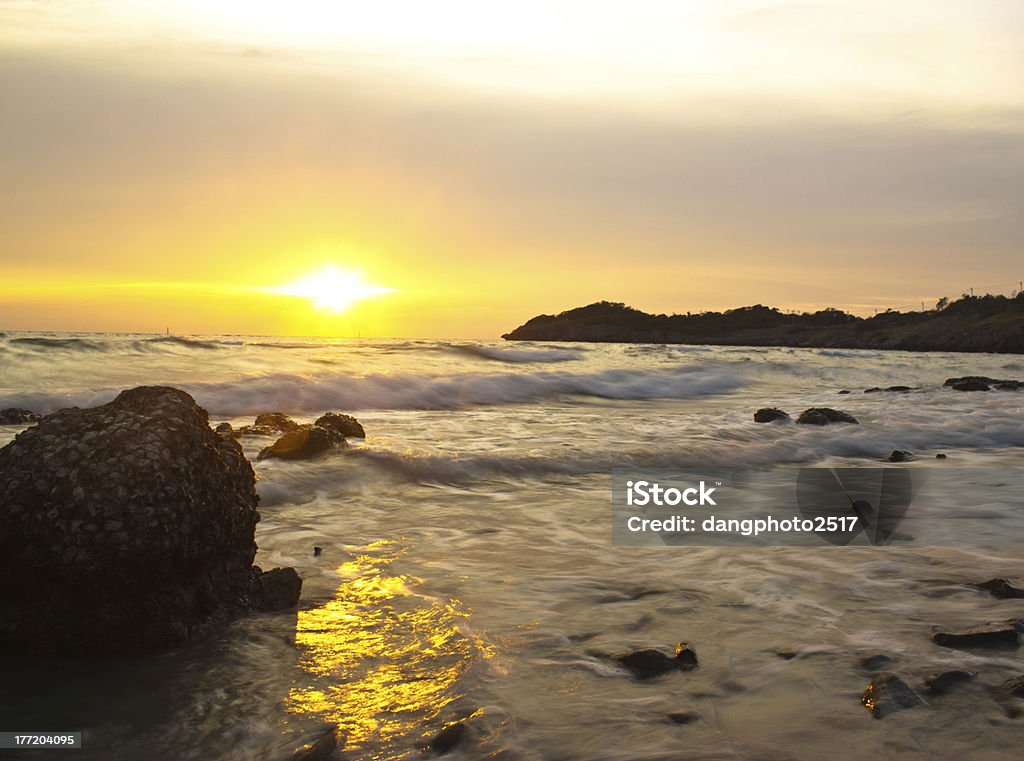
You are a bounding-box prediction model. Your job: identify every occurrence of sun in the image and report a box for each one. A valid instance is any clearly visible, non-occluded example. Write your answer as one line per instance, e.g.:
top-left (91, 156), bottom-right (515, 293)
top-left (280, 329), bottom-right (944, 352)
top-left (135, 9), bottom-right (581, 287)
top-left (272, 265), bottom-right (396, 313)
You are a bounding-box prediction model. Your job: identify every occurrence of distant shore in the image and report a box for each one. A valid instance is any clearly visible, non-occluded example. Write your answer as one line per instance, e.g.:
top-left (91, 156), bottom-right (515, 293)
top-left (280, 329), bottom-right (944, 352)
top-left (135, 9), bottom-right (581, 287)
top-left (502, 294), bottom-right (1024, 354)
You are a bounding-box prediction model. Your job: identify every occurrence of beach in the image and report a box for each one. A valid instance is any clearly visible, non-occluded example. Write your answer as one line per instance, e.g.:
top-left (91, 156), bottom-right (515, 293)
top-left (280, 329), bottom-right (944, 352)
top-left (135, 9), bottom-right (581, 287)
top-left (2, 333), bottom-right (1023, 760)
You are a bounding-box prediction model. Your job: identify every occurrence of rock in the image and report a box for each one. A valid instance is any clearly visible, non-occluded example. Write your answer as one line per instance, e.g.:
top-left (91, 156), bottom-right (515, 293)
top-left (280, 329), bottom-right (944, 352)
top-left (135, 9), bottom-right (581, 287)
top-left (674, 641), bottom-right (699, 669)
top-left (313, 546), bottom-right (323, 557)
top-left (291, 724), bottom-right (339, 761)
top-left (215, 422), bottom-right (234, 436)
top-left (951, 380), bottom-right (991, 391)
top-left (428, 722), bottom-right (466, 755)
top-left (864, 387), bottom-right (882, 393)
top-left (0, 408), bottom-right (40, 424)
top-left (932, 619), bottom-right (1023, 649)
top-left (250, 566), bottom-right (302, 611)
top-left (866, 386), bottom-right (912, 393)
top-left (616, 649), bottom-right (677, 679)
top-left (796, 408), bottom-right (859, 425)
top-left (753, 407), bottom-right (790, 423)
top-left (838, 390), bottom-right (852, 394)
top-left (994, 380), bottom-right (1023, 391)
top-left (887, 450), bottom-right (915, 462)
top-left (935, 453), bottom-right (947, 459)
top-left (924, 670), bottom-right (975, 695)
top-left (0, 386), bottom-right (269, 654)
top-left (943, 376), bottom-right (1000, 388)
top-left (234, 424), bottom-right (281, 437)
top-left (859, 654), bottom-right (892, 670)
top-left (314, 412), bottom-right (365, 438)
top-left (666, 711), bottom-right (700, 725)
top-left (775, 650), bottom-right (797, 660)
top-left (972, 578), bottom-right (1024, 599)
top-left (254, 412), bottom-right (301, 432)
top-left (257, 425), bottom-right (345, 461)
top-left (861, 672), bottom-right (924, 718)
top-left (1000, 675), bottom-right (1024, 698)
top-left (616, 642), bottom-right (698, 679)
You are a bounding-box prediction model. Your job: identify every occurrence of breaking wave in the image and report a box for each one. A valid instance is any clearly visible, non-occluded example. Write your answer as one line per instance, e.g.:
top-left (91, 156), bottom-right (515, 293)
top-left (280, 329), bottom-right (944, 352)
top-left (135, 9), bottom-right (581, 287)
top-left (446, 343), bottom-right (583, 363)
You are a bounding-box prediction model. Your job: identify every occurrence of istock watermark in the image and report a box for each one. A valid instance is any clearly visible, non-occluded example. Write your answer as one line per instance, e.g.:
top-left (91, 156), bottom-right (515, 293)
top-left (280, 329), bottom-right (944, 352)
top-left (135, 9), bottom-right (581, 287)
top-left (611, 468), bottom-right (1024, 547)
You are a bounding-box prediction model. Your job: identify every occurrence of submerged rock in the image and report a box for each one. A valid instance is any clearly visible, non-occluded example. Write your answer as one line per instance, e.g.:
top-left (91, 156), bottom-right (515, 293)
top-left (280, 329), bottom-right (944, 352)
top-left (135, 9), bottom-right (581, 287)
top-left (315, 412), bottom-right (365, 438)
top-left (943, 375), bottom-right (1021, 391)
top-left (865, 386), bottom-right (913, 393)
top-left (753, 407), bottom-right (790, 423)
top-left (0, 408), bottom-right (40, 425)
top-left (0, 386), bottom-right (284, 654)
top-left (859, 654), bottom-right (892, 670)
top-left (950, 379), bottom-right (991, 391)
top-left (972, 578), bottom-right (1024, 599)
top-left (257, 425), bottom-right (345, 461)
top-left (887, 450), bottom-right (915, 462)
top-left (291, 724), bottom-right (339, 761)
top-left (666, 711), bottom-right (700, 725)
top-left (796, 408), bottom-right (859, 425)
top-left (932, 619), bottom-right (1023, 649)
top-left (427, 722), bottom-right (466, 755)
top-left (924, 670), bottom-right (975, 695)
top-left (861, 672), bottom-right (924, 718)
top-left (1000, 675), bottom-right (1024, 699)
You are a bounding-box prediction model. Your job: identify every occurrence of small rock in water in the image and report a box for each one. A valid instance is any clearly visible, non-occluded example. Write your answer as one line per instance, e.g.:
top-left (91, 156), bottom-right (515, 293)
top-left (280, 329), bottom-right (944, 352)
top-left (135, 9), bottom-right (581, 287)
top-left (214, 422), bottom-right (234, 436)
top-left (859, 654), bottom-right (892, 671)
top-left (666, 711), bottom-right (700, 725)
top-left (887, 450), bottom-right (915, 462)
top-left (949, 379), bottom-right (992, 391)
top-left (1000, 675), bottom-right (1024, 699)
top-left (313, 546), bottom-right (323, 557)
top-left (616, 649), bottom-right (678, 679)
top-left (0, 408), bottom-right (41, 424)
top-left (315, 412), bottom-right (366, 438)
top-left (935, 453), bottom-right (947, 459)
top-left (774, 650), bottom-right (798, 660)
top-left (427, 722), bottom-right (466, 755)
top-left (861, 672), bottom-right (924, 718)
top-left (674, 641), bottom-right (699, 670)
top-left (972, 578), bottom-right (1024, 599)
top-left (924, 670), bottom-right (975, 695)
top-left (932, 619), bottom-right (1023, 649)
top-left (838, 389), bottom-right (852, 394)
top-left (254, 412), bottom-right (301, 432)
top-left (291, 724), bottom-right (339, 761)
top-left (250, 567), bottom-right (302, 611)
top-left (753, 407), bottom-right (790, 423)
top-left (258, 425), bottom-right (346, 461)
top-left (796, 408), bottom-right (859, 425)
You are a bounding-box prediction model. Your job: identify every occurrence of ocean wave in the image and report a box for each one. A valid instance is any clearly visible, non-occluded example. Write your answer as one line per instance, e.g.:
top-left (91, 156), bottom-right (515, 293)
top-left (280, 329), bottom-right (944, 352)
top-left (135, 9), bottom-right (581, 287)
top-left (142, 335), bottom-right (222, 350)
top-left (9, 337), bottom-right (106, 351)
top-left (446, 343), bottom-right (583, 363)
top-left (0, 365), bottom-right (744, 415)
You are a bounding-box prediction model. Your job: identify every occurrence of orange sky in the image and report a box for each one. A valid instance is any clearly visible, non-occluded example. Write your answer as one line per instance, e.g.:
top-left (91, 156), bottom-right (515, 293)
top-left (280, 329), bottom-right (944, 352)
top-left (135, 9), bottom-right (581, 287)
top-left (1, 2), bottom-right (1022, 337)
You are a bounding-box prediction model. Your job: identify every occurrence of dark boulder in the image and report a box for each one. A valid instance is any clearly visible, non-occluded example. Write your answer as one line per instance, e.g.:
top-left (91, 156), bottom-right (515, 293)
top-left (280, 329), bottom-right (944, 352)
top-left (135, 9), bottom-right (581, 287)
top-left (257, 425), bottom-right (345, 461)
top-left (932, 619), bottom-right (1023, 649)
top-left (616, 642), bottom-right (698, 680)
top-left (887, 450), bottom-right (915, 462)
top-left (0, 408), bottom-right (40, 425)
top-left (753, 408), bottom-right (790, 423)
top-left (943, 376), bottom-right (999, 388)
top-left (215, 422), bottom-right (235, 436)
top-left (315, 412), bottom-right (365, 438)
top-left (796, 408), bottom-right (859, 425)
top-left (0, 386), bottom-right (277, 654)
top-left (254, 412), bottom-right (300, 432)
top-left (995, 380), bottom-right (1022, 390)
top-left (924, 670), bottom-right (975, 695)
top-left (861, 672), bottom-right (924, 718)
top-left (866, 386), bottom-right (912, 393)
top-left (935, 453), bottom-right (947, 459)
top-left (972, 578), bottom-right (1024, 599)
top-left (951, 380), bottom-right (991, 391)
top-left (250, 566), bottom-right (302, 611)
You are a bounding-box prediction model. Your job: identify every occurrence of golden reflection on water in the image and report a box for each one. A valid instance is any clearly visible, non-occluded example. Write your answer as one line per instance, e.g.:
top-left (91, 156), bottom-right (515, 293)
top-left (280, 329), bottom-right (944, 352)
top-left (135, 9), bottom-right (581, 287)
top-left (287, 541), bottom-right (491, 756)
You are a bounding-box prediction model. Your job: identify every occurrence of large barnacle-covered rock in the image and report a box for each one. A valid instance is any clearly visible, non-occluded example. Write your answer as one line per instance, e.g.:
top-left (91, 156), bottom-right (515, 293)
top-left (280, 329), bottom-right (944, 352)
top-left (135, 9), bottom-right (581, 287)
top-left (0, 386), bottom-right (295, 655)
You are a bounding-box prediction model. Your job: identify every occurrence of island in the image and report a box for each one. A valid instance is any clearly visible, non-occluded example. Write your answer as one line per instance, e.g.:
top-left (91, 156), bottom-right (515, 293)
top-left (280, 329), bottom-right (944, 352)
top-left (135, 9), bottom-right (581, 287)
top-left (502, 293), bottom-right (1024, 354)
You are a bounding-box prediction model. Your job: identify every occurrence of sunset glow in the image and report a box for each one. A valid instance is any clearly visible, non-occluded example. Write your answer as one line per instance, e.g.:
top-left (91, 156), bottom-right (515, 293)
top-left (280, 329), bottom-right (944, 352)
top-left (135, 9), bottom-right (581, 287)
top-left (270, 266), bottom-right (396, 313)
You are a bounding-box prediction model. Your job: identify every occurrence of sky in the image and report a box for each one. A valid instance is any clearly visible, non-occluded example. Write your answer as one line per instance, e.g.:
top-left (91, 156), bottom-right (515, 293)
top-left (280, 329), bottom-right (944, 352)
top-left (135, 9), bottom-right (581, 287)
top-left (1, 0), bottom-right (1022, 337)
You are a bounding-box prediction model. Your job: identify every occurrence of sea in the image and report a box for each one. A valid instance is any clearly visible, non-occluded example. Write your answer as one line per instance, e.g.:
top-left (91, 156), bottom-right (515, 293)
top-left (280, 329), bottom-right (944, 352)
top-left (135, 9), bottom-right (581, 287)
top-left (1, 332), bottom-right (1022, 761)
